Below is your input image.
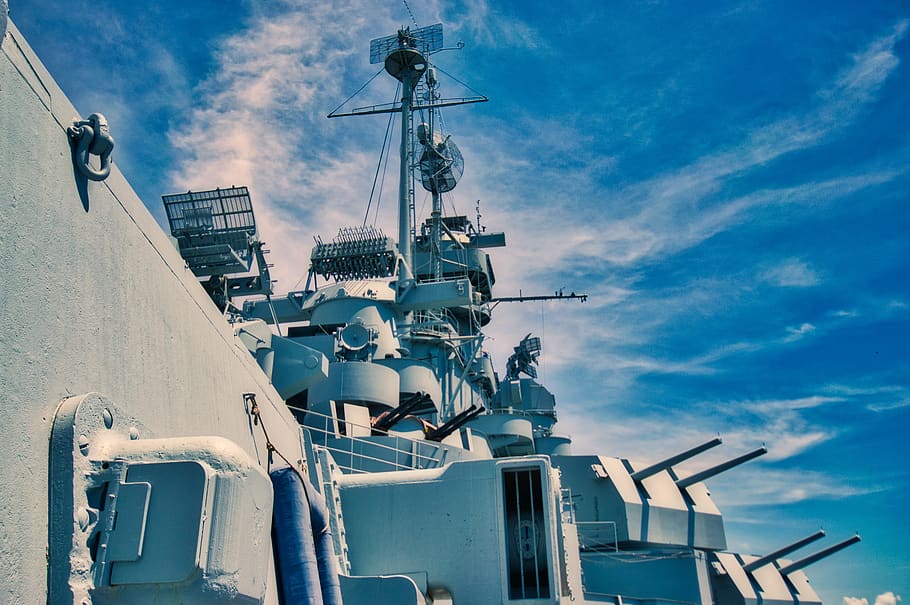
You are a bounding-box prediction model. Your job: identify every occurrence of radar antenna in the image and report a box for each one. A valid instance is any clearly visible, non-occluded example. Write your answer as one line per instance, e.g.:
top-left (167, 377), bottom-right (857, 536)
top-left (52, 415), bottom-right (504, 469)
top-left (161, 186), bottom-right (276, 316)
top-left (370, 24), bottom-right (443, 66)
top-left (506, 334), bottom-right (543, 380)
top-left (319, 24), bottom-right (486, 292)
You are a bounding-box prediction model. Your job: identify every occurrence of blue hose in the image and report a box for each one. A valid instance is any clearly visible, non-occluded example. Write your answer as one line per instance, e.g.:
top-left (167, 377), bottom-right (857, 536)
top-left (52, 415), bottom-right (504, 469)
top-left (270, 467), bottom-right (324, 605)
top-left (270, 467), bottom-right (344, 605)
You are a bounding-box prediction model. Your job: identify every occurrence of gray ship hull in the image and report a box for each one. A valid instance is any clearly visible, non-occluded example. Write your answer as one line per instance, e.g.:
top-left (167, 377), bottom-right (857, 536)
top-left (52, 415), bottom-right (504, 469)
top-left (1, 20), bottom-right (300, 603)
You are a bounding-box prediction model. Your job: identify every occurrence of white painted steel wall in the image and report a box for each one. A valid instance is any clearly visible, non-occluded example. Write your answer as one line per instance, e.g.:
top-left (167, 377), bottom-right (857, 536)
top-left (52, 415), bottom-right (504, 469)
top-left (0, 21), bottom-right (301, 603)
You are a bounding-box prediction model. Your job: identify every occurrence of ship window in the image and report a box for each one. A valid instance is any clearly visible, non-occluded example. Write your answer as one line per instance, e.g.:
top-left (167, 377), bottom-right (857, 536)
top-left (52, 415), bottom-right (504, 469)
top-left (503, 467), bottom-right (551, 600)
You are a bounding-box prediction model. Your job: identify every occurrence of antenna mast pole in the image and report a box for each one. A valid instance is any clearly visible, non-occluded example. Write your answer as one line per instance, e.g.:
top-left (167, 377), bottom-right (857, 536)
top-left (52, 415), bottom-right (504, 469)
top-left (398, 73), bottom-right (415, 282)
top-left (426, 68), bottom-right (443, 281)
top-left (380, 28), bottom-right (430, 290)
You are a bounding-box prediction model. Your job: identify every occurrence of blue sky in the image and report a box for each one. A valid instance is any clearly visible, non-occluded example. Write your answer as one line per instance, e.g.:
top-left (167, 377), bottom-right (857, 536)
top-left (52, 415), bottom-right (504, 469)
top-left (11, 1), bottom-right (909, 603)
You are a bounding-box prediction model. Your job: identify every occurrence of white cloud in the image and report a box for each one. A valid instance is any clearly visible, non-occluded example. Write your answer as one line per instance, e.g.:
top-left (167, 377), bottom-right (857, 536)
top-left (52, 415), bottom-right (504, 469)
top-left (709, 465), bottom-right (871, 506)
top-left (557, 400), bottom-right (865, 504)
top-left (867, 398), bottom-right (910, 412)
top-left (822, 384), bottom-right (910, 413)
top-left (750, 396), bottom-right (844, 412)
top-left (847, 594), bottom-right (905, 605)
top-left (468, 20), bottom-right (909, 286)
top-left (874, 592), bottom-right (902, 605)
top-left (761, 258), bottom-right (821, 287)
top-left (160, 6), bottom-right (907, 508)
top-left (165, 2), bottom-right (405, 290)
top-left (454, 0), bottom-right (545, 50)
top-left (784, 322), bottom-right (817, 342)
top-left (556, 389), bottom-right (845, 467)
top-left (829, 20), bottom-right (909, 104)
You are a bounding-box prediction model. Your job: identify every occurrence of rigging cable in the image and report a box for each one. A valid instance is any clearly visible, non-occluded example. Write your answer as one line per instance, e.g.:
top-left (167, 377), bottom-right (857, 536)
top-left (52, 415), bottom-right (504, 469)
top-left (244, 392), bottom-right (307, 483)
top-left (433, 65), bottom-right (488, 100)
top-left (371, 87), bottom-right (399, 227)
top-left (327, 66), bottom-right (387, 117)
top-left (364, 80), bottom-right (400, 226)
top-left (401, 0), bottom-right (420, 28)
top-left (372, 139), bottom-right (392, 226)
top-left (540, 300), bottom-right (546, 386)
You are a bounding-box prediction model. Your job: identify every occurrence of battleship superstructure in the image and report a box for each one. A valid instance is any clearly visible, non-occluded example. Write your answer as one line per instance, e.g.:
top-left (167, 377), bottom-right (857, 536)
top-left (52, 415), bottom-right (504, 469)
top-left (0, 13), bottom-right (859, 605)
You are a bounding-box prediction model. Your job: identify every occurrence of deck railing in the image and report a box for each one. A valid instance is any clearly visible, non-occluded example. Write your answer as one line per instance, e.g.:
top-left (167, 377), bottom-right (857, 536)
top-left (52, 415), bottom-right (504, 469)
top-left (575, 521), bottom-right (620, 552)
top-left (294, 406), bottom-right (446, 474)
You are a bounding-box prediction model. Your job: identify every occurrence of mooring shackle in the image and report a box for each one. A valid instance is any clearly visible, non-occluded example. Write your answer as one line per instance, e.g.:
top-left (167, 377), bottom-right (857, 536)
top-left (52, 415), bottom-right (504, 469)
top-left (68, 113), bottom-right (115, 181)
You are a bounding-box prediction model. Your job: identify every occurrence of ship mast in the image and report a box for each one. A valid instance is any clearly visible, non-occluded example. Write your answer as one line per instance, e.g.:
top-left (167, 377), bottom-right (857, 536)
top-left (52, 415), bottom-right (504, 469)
top-left (381, 29), bottom-right (428, 288)
top-left (328, 24), bottom-right (487, 292)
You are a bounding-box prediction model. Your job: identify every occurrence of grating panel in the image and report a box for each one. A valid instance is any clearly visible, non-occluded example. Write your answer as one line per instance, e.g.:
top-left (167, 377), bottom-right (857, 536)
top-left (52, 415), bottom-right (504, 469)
top-left (503, 467), bottom-right (551, 600)
top-left (161, 187), bottom-right (259, 277)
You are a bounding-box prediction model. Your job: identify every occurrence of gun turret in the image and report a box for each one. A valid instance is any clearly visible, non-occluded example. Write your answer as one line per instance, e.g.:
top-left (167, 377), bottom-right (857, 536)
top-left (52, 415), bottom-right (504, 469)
top-left (426, 405), bottom-right (484, 442)
top-left (743, 530), bottom-right (826, 572)
top-left (372, 392), bottom-right (433, 432)
top-left (630, 437), bottom-right (723, 482)
top-left (676, 446), bottom-right (767, 489)
top-left (777, 534), bottom-right (862, 575)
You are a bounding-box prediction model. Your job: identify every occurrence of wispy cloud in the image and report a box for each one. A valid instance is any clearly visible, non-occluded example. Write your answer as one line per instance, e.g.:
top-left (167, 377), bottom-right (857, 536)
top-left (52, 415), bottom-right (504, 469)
top-left (711, 466), bottom-right (873, 506)
top-left (828, 20), bottom-right (909, 104)
top-left (784, 322), bottom-right (817, 342)
top-left (165, 2), bottom-right (406, 289)
top-left (821, 384), bottom-right (910, 413)
top-left (867, 399), bottom-right (910, 412)
top-left (560, 389), bottom-right (845, 465)
top-left (557, 398), bottom-right (865, 505)
top-left (761, 258), bottom-right (821, 287)
top-left (453, 0), bottom-right (545, 50)
top-left (474, 21), bottom-right (909, 287)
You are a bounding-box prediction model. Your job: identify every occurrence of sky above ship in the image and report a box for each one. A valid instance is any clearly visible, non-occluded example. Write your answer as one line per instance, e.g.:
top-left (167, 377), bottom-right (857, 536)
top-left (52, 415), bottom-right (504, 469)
top-left (10, 1), bottom-right (908, 602)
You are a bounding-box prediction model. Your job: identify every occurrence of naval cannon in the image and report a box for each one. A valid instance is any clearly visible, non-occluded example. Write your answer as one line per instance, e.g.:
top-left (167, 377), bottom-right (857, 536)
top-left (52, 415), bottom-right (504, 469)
top-left (712, 533), bottom-right (862, 605)
top-left (743, 530), bottom-right (827, 572)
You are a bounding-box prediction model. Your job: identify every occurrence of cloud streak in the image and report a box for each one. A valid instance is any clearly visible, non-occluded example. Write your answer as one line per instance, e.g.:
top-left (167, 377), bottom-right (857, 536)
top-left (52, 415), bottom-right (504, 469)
top-left (474, 19), bottom-right (909, 294)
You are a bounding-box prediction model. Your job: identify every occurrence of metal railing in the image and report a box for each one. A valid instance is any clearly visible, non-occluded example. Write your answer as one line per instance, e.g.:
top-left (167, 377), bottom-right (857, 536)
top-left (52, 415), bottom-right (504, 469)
top-left (576, 521), bottom-right (619, 552)
top-left (582, 592), bottom-right (697, 605)
top-left (409, 308), bottom-right (459, 337)
top-left (297, 406), bottom-right (445, 474)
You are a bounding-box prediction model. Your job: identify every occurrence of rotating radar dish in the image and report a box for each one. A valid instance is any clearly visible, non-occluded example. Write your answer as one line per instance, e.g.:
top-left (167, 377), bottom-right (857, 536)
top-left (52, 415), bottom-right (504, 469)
top-left (417, 124), bottom-right (464, 194)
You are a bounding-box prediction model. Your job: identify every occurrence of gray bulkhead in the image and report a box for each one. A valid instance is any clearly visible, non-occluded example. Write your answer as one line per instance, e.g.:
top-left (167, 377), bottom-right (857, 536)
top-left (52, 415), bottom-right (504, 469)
top-left (1, 21), bottom-right (303, 604)
top-left (335, 456), bottom-right (584, 604)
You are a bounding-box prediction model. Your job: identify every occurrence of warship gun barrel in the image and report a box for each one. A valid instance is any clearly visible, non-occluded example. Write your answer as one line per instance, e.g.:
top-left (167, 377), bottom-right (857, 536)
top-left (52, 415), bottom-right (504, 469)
top-left (631, 436), bottom-right (724, 482)
top-left (743, 530), bottom-right (826, 572)
top-left (676, 446), bottom-right (767, 488)
top-left (777, 535), bottom-right (862, 575)
top-left (372, 392), bottom-right (433, 432)
top-left (426, 405), bottom-right (484, 441)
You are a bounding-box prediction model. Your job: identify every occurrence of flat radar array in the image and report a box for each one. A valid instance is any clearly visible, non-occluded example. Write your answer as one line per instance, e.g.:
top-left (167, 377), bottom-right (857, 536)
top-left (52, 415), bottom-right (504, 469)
top-left (162, 187), bottom-right (259, 277)
top-left (161, 186), bottom-right (274, 311)
top-left (329, 23), bottom-right (485, 118)
top-left (370, 23), bottom-right (443, 64)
